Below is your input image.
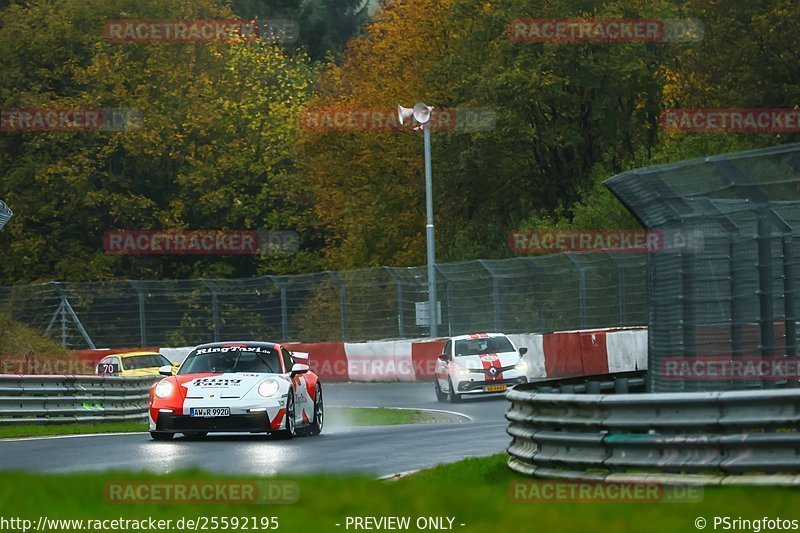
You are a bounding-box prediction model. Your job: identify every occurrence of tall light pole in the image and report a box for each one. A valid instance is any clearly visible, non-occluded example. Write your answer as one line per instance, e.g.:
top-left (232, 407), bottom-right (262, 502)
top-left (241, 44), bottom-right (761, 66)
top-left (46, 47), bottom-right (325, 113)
top-left (398, 102), bottom-right (438, 337)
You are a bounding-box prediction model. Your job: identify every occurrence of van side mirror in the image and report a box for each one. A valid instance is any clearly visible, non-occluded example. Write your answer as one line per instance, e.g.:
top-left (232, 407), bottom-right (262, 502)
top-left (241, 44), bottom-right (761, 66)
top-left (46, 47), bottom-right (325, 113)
top-left (519, 347), bottom-right (528, 356)
top-left (158, 365), bottom-right (173, 376)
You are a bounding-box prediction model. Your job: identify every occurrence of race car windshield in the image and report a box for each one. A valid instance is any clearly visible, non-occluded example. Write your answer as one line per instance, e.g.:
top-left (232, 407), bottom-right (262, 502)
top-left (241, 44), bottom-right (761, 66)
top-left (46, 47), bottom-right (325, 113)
top-left (178, 347), bottom-right (281, 374)
top-left (454, 337), bottom-right (514, 357)
top-left (123, 354), bottom-right (170, 370)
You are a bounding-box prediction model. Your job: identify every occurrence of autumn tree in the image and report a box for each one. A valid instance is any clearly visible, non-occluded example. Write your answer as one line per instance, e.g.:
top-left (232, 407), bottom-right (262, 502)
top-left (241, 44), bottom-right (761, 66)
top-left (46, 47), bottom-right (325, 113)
top-left (0, 0), bottom-right (322, 283)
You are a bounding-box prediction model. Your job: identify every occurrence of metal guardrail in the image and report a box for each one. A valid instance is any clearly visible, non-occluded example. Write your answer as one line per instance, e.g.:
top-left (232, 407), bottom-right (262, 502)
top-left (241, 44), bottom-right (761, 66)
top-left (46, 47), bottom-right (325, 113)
top-left (519, 370), bottom-right (647, 394)
top-left (506, 383), bottom-right (800, 485)
top-left (0, 375), bottom-right (158, 425)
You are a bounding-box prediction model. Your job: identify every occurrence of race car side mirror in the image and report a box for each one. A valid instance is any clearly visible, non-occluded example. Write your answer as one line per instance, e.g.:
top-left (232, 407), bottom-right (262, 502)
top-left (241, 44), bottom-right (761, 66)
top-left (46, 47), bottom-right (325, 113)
top-left (158, 365), bottom-right (173, 376)
top-left (519, 347), bottom-right (528, 356)
top-left (290, 363), bottom-right (310, 376)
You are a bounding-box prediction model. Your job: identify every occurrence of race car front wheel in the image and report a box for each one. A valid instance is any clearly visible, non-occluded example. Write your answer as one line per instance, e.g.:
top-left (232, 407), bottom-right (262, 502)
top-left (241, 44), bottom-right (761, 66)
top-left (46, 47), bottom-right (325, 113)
top-left (150, 431), bottom-right (174, 441)
top-left (280, 392), bottom-right (297, 439)
top-left (308, 384), bottom-right (323, 436)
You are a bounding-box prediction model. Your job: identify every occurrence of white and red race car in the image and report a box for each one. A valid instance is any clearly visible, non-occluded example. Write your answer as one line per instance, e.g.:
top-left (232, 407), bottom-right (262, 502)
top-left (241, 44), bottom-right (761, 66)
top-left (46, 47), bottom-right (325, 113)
top-left (434, 333), bottom-right (528, 402)
top-left (148, 341), bottom-right (323, 440)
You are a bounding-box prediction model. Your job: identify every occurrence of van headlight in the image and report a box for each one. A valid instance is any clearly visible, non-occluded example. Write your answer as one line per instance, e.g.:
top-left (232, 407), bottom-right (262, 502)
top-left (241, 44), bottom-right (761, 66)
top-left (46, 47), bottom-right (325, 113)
top-left (154, 380), bottom-right (174, 399)
top-left (515, 359), bottom-right (529, 374)
top-left (258, 380), bottom-right (280, 397)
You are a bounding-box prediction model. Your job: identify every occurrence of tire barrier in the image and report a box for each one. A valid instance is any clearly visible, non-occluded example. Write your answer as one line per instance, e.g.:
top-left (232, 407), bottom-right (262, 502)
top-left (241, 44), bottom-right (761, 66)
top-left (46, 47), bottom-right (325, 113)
top-left (506, 383), bottom-right (800, 485)
top-left (0, 374), bottom-right (157, 425)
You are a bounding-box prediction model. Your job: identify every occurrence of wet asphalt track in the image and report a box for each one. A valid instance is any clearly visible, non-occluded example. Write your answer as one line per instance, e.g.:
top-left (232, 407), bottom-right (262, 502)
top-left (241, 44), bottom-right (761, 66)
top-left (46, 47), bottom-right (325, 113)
top-left (0, 383), bottom-right (511, 477)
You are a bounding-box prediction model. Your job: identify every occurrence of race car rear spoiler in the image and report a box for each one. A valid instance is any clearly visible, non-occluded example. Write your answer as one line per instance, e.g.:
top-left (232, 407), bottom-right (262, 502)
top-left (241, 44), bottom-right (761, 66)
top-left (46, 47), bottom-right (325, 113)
top-left (291, 351), bottom-right (309, 362)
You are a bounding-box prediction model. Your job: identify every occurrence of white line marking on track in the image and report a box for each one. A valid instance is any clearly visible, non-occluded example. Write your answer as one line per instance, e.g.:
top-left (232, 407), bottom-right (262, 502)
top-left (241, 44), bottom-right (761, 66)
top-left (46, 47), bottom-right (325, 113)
top-left (328, 405), bottom-right (472, 421)
top-left (379, 469), bottom-right (421, 480)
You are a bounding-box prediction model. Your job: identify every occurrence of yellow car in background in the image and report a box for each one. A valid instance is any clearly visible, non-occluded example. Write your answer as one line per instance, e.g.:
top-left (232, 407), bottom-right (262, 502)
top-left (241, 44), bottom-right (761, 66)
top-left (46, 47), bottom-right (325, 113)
top-left (96, 351), bottom-right (179, 377)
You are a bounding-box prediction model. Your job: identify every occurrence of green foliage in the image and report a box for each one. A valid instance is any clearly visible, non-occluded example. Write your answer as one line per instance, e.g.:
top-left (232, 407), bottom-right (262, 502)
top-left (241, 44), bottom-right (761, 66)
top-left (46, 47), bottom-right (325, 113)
top-left (3, 0), bottom-right (800, 290)
top-left (230, 0), bottom-right (371, 60)
top-left (0, 312), bottom-right (67, 355)
top-left (0, 456), bottom-right (798, 532)
top-left (0, 0), bottom-right (323, 284)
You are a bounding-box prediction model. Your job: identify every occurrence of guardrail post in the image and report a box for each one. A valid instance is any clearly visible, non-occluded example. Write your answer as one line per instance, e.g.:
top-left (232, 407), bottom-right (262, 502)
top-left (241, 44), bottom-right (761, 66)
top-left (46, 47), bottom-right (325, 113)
top-left (384, 267), bottom-right (405, 338)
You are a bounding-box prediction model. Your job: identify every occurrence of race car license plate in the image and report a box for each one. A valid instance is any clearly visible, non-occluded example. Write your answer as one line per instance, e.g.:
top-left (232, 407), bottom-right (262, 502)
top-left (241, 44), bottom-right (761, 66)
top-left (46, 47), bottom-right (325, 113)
top-left (485, 385), bottom-right (507, 393)
top-left (189, 407), bottom-right (230, 417)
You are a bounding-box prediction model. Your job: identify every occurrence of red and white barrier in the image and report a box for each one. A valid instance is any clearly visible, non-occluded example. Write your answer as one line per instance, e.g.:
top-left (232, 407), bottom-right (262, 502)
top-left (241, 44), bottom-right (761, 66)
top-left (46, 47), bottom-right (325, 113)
top-left (285, 327), bottom-right (648, 381)
top-left (18, 328), bottom-right (647, 381)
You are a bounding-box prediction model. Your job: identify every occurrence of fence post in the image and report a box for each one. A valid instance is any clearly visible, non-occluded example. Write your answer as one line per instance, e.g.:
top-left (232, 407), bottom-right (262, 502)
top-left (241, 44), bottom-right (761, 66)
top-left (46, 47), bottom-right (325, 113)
top-left (129, 281), bottom-right (147, 347)
top-left (384, 267), bottom-right (405, 338)
top-left (269, 276), bottom-right (289, 341)
top-left (435, 266), bottom-right (451, 336)
top-left (478, 260), bottom-right (501, 332)
top-left (521, 257), bottom-right (544, 331)
top-left (46, 281), bottom-right (96, 349)
top-left (605, 253), bottom-right (628, 326)
top-left (565, 254), bottom-right (588, 329)
top-left (327, 271), bottom-right (348, 341)
top-left (200, 280), bottom-right (220, 343)
top-left (783, 235), bottom-right (797, 359)
top-left (60, 296), bottom-right (67, 347)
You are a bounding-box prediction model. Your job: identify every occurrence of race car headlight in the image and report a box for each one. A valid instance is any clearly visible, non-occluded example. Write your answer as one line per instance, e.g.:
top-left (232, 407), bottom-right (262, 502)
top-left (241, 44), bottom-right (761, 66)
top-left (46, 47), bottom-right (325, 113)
top-left (258, 380), bottom-right (280, 398)
top-left (154, 380), bottom-right (174, 399)
top-left (454, 364), bottom-right (471, 378)
top-left (515, 358), bottom-right (529, 374)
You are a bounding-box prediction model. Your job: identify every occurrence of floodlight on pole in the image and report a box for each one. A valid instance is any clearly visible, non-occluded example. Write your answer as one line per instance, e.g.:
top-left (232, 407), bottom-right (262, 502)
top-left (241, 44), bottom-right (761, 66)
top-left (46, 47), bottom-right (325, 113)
top-left (397, 105), bottom-right (414, 125)
top-left (398, 102), bottom-right (438, 337)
